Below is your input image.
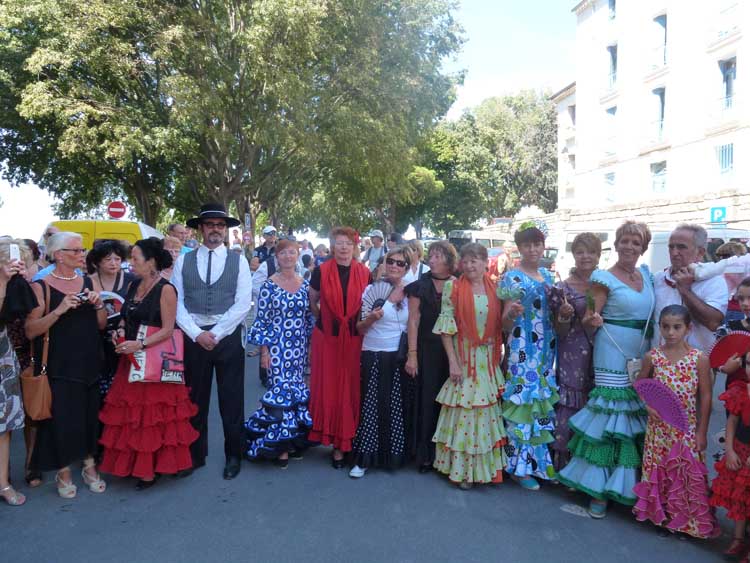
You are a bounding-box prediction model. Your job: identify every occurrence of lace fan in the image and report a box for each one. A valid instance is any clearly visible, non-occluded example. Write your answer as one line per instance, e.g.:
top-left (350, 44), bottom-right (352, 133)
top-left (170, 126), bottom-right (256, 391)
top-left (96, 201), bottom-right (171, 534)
top-left (633, 378), bottom-right (689, 434)
top-left (360, 280), bottom-right (394, 319)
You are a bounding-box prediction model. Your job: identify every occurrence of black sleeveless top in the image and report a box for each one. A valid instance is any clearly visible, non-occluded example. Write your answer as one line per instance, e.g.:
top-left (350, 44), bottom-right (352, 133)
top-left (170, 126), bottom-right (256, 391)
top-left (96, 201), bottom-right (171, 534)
top-left (122, 278), bottom-right (174, 340)
top-left (33, 277), bottom-right (101, 385)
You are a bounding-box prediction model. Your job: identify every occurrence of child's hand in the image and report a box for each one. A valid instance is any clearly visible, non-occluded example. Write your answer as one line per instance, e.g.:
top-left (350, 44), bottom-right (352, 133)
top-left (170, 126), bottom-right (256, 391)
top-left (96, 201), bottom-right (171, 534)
top-left (721, 353), bottom-right (742, 374)
top-left (725, 449), bottom-right (742, 471)
top-left (695, 432), bottom-right (707, 453)
top-left (646, 405), bottom-right (661, 421)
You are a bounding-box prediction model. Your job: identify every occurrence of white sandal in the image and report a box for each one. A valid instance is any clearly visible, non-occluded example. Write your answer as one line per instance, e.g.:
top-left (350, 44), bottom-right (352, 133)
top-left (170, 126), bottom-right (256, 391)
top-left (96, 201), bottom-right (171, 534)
top-left (81, 460), bottom-right (106, 494)
top-left (0, 484), bottom-right (26, 506)
top-left (55, 471), bottom-right (77, 499)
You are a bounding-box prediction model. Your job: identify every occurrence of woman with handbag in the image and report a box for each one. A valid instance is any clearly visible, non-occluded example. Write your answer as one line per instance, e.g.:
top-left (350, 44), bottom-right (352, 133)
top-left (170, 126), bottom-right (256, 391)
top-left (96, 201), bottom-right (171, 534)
top-left (348, 247), bottom-right (413, 478)
top-left (25, 232), bottom-right (108, 499)
top-left (99, 238), bottom-right (198, 490)
top-left (557, 220), bottom-right (653, 519)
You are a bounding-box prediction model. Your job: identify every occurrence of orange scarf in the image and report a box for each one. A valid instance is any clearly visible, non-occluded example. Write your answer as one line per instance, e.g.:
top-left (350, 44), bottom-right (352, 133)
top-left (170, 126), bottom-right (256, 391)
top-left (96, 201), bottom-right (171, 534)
top-left (450, 273), bottom-right (503, 379)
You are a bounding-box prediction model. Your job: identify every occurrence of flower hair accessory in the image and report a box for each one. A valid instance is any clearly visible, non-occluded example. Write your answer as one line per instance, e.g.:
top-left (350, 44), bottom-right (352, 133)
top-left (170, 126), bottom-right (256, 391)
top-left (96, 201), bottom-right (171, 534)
top-left (515, 219), bottom-right (549, 238)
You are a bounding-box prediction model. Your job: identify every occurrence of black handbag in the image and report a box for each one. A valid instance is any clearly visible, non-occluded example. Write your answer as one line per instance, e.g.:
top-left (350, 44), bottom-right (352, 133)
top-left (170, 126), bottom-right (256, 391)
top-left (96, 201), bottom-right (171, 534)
top-left (396, 331), bottom-right (408, 364)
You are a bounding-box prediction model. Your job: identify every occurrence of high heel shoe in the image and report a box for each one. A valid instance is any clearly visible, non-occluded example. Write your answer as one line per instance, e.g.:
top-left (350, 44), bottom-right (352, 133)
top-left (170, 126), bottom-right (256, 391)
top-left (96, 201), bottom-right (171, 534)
top-left (135, 475), bottom-right (160, 490)
top-left (55, 471), bottom-right (77, 499)
top-left (331, 454), bottom-right (345, 470)
top-left (0, 485), bottom-right (26, 506)
top-left (81, 460), bottom-right (106, 494)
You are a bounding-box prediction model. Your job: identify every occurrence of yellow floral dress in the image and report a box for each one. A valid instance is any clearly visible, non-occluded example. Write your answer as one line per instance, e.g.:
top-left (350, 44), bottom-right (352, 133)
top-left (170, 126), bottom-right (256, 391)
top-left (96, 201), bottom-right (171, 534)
top-left (431, 281), bottom-right (507, 484)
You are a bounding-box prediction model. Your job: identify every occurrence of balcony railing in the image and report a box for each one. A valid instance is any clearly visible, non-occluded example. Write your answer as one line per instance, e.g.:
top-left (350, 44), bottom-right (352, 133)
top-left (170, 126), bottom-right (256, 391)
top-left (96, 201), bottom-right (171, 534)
top-left (712, 2), bottom-right (740, 41)
top-left (711, 94), bottom-right (738, 123)
top-left (607, 71), bottom-right (617, 90)
top-left (603, 134), bottom-right (617, 157)
top-left (648, 118), bottom-right (665, 145)
top-left (652, 172), bottom-right (667, 193)
top-left (649, 44), bottom-right (667, 71)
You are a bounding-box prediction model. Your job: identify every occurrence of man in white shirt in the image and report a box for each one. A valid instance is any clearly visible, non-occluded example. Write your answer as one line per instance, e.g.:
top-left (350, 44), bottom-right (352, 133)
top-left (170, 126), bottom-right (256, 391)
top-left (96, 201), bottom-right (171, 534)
top-left (363, 229), bottom-right (386, 272)
top-left (172, 203), bottom-right (252, 480)
top-left (653, 224), bottom-right (727, 353)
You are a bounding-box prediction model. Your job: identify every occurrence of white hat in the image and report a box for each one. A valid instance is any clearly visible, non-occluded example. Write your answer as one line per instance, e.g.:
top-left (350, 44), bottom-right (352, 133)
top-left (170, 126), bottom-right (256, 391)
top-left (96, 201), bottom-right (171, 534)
top-left (369, 229), bottom-right (384, 239)
top-left (262, 226), bottom-right (277, 235)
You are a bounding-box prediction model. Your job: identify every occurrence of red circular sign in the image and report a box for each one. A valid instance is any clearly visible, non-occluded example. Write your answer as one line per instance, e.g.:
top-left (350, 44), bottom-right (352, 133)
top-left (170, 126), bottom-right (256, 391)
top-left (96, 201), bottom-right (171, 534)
top-left (107, 201), bottom-right (127, 219)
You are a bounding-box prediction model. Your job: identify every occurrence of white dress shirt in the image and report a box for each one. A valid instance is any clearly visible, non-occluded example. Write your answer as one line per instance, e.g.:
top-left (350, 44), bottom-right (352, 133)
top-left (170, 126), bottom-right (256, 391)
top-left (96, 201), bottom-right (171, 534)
top-left (652, 269), bottom-right (728, 353)
top-left (172, 244), bottom-right (253, 342)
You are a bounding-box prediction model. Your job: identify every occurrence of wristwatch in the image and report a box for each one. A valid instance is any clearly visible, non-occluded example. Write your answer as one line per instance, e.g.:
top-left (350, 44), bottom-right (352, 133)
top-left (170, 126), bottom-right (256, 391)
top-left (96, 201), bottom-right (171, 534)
top-left (138, 337), bottom-right (147, 349)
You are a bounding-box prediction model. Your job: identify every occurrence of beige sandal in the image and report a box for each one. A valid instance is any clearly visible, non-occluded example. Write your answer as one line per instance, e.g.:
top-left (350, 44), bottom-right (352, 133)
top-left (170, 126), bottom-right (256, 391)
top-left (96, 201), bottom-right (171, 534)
top-left (81, 460), bottom-right (106, 493)
top-left (0, 484), bottom-right (26, 506)
top-left (55, 471), bottom-right (77, 499)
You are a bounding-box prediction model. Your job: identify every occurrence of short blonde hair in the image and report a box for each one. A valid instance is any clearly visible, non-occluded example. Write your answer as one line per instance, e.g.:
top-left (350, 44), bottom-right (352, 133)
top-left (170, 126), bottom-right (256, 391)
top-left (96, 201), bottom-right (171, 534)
top-left (386, 246), bottom-right (412, 267)
top-left (615, 220), bottom-right (651, 254)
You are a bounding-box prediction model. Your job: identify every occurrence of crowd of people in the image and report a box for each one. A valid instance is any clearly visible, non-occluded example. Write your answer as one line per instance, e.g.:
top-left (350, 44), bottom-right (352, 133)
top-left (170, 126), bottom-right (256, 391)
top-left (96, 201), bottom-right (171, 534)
top-left (3, 203), bottom-right (750, 558)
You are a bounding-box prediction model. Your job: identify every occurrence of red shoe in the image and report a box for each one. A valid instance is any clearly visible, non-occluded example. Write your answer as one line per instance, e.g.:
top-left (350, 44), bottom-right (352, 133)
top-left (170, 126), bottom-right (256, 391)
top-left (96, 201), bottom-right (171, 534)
top-left (725, 538), bottom-right (748, 560)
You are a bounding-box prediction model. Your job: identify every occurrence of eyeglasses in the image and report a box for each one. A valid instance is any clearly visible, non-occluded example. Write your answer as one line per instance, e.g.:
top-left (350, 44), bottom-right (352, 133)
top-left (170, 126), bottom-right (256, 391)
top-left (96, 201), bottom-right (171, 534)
top-left (386, 258), bottom-right (407, 268)
top-left (202, 221), bottom-right (227, 229)
top-left (61, 248), bottom-right (87, 254)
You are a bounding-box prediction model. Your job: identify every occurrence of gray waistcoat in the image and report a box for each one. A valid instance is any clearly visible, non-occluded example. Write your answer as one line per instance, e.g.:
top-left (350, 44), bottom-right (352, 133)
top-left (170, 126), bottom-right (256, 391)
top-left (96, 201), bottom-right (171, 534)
top-left (182, 249), bottom-right (239, 316)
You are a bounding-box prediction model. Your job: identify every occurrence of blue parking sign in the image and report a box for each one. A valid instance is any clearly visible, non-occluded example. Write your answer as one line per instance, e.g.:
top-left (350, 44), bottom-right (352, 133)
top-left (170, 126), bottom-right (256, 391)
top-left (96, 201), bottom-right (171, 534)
top-left (710, 206), bottom-right (727, 223)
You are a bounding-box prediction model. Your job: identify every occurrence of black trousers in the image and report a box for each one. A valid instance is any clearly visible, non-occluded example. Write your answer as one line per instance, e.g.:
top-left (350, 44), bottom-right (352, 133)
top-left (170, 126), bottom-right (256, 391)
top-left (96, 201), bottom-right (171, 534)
top-left (184, 325), bottom-right (245, 465)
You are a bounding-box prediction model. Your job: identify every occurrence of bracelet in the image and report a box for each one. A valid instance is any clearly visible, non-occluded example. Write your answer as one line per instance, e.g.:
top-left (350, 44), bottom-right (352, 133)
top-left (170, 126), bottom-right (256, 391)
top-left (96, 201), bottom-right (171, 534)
top-left (408, 349), bottom-right (417, 354)
top-left (138, 337), bottom-right (147, 349)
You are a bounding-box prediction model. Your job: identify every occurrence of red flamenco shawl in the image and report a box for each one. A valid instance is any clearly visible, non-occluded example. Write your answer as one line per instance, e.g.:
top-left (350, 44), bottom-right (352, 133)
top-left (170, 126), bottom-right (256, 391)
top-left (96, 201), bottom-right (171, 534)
top-left (632, 379), bottom-right (719, 538)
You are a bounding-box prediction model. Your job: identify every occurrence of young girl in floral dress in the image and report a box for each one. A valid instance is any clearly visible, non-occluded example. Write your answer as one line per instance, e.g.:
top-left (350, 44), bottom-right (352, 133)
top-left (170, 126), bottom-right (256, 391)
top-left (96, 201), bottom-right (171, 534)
top-left (633, 305), bottom-right (718, 538)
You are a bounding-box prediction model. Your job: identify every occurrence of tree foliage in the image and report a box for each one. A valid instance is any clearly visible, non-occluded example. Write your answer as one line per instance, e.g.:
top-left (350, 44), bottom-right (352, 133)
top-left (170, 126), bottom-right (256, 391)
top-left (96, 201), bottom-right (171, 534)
top-left (0, 0), bottom-right (464, 232)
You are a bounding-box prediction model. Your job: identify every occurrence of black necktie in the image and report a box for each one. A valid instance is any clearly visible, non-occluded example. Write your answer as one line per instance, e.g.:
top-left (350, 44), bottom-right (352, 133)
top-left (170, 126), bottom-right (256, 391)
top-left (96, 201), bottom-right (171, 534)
top-left (206, 250), bottom-right (213, 285)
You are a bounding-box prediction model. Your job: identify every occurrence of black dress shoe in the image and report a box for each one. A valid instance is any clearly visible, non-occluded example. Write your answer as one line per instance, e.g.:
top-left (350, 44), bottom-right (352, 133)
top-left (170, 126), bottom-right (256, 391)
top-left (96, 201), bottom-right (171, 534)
top-left (288, 450), bottom-right (304, 460)
top-left (331, 456), bottom-right (345, 470)
top-left (418, 463), bottom-right (433, 474)
top-left (223, 457), bottom-right (241, 480)
top-left (135, 475), bottom-right (160, 490)
top-left (273, 457), bottom-right (289, 469)
top-left (175, 468), bottom-right (193, 479)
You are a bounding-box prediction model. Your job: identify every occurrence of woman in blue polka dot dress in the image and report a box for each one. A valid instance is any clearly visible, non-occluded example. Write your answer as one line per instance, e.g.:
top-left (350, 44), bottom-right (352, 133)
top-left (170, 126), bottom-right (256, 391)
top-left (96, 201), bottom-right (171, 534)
top-left (245, 239), bottom-right (315, 468)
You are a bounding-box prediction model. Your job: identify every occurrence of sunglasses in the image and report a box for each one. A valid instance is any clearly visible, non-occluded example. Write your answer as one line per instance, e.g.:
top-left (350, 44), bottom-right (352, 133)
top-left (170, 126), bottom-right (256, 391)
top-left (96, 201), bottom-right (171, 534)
top-left (202, 221), bottom-right (227, 229)
top-left (386, 258), bottom-right (407, 267)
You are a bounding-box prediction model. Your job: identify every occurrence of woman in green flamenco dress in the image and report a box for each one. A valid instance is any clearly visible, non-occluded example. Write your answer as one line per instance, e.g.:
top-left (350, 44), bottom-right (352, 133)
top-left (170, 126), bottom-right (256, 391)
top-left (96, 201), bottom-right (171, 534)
top-left (557, 221), bottom-right (653, 518)
top-left (431, 243), bottom-right (507, 490)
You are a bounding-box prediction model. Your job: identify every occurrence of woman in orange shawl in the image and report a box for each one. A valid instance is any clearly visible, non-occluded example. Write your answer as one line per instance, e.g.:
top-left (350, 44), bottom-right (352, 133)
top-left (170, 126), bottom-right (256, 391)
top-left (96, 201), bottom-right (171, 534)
top-left (308, 227), bottom-right (371, 468)
top-left (431, 243), bottom-right (507, 489)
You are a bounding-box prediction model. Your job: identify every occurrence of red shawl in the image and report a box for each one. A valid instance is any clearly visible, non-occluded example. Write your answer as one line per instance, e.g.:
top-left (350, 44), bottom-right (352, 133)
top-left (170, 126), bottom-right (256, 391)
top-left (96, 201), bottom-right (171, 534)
top-left (450, 273), bottom-right (503, 379)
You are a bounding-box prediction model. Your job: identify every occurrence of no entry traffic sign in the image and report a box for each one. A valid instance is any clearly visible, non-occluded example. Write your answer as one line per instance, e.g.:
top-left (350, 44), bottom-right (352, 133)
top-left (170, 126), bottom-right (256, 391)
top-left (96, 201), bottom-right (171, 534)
top-left (107, 201), bottom-right (127, 219)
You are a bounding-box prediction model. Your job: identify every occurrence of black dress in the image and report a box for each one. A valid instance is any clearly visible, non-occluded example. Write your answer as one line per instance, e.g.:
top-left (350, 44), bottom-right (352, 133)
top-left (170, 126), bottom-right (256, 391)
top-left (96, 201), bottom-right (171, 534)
top-left (98, 271), bottom-right (135, 399)
top-left (31, 278), bottom-right (102, 472)
top-left (404, 273), bottom-right (450, 467)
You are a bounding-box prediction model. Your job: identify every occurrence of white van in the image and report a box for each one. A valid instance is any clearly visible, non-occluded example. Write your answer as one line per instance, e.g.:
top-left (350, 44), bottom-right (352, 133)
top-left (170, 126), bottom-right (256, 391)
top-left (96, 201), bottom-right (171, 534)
top-left (448, 229), bottom-right (507, 251)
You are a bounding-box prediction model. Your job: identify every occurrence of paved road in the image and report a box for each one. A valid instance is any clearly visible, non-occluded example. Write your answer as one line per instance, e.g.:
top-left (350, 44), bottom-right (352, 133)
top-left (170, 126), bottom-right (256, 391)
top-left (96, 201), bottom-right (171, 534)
top-left (6, 357), bottom-right (727, 562)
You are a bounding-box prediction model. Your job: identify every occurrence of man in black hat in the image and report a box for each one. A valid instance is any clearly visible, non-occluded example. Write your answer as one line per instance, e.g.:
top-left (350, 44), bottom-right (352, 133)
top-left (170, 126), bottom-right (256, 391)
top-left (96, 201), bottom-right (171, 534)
top-left (171, 203), bottom-right (252, 479)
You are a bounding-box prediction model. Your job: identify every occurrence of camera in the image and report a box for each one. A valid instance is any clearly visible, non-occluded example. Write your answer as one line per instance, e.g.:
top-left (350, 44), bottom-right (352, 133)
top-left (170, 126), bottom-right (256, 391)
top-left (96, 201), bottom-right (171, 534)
top-left (75, 292), bottom-right (89, 302)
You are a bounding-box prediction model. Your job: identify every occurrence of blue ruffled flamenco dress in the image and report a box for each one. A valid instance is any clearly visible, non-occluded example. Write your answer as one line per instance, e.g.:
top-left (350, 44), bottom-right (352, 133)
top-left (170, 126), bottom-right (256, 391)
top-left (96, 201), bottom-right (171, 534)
top-left (244, 279), bottom-right (315, 459)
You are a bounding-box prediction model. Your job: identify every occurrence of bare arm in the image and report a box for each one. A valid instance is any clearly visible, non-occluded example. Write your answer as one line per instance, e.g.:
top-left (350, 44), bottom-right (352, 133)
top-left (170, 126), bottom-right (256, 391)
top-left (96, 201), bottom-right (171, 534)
top-left (636, 351), bottom-right (654, 380)
top-left (146, 285), bottom-right (177, 347)
top-left (25, 283), bottom-right (77, 339)
top-left (679, 288), bottom-right (724, 331)
top-left (356, 309), bottom-right (384, 334)
top-left (724, 414), bottom-right (742, 470)
top-left (309, 287), bottom-right (320, 320)
top-left (404, 296), bottom-right (421, 377)
top-left (695, 353), bottom-right (712, 452)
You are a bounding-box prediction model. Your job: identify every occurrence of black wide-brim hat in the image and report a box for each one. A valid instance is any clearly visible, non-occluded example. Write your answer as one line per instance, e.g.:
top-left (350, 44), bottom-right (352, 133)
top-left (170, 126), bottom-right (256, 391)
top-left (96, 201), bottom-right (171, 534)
top-left (186, 203), bottom-right (241, 229)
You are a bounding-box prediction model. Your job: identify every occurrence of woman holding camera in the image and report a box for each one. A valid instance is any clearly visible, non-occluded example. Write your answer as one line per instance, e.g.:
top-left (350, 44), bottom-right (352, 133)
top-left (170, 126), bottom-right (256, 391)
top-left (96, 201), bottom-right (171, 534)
top-left (25, 232), bottom-right (108, 499)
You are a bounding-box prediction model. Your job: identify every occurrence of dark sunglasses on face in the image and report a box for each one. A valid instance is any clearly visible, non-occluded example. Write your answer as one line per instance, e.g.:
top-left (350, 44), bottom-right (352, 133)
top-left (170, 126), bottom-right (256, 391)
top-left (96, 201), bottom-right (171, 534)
top-left (386, 258), bottom-right (407, 268)
top-left (202, 221), bottom-right (227, 229)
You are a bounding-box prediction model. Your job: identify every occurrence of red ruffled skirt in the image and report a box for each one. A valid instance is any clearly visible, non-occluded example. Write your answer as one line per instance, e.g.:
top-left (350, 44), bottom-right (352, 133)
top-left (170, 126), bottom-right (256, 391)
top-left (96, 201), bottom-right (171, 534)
top-left (99, 358), bottom-right (199, 479)
top-left (710, 439), bottom-right (750, 521)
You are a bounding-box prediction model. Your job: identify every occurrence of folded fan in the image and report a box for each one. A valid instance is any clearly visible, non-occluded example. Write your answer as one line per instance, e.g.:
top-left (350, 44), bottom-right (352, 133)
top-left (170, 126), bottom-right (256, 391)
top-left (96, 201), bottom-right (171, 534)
top-left (708, 332), bottom-right (750, 370)
top-left (633, 378), bottom-right (689, 434)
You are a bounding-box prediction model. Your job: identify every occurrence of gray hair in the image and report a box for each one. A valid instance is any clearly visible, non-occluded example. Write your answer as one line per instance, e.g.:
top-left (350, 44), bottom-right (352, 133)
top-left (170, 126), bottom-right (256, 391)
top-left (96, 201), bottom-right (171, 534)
top-left (46, 231), bottom-right (83, 258)
top-left (675, 223), bottom-right (708, 249)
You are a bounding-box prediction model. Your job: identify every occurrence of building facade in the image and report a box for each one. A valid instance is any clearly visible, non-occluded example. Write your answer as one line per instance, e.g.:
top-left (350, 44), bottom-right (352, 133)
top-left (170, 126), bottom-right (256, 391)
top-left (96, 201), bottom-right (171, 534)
top-left (554, 0), bottom-right (748, 232)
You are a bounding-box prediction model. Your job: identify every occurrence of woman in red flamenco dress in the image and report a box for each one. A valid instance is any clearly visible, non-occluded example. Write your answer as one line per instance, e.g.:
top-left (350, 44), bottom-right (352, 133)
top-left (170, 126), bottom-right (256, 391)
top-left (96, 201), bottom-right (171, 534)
top-left (711, 369), bottom-right (750, 559)
top-left (308, 227), bottom-right (370, 468)
top-left (99, 238), bottom-right (198, 489)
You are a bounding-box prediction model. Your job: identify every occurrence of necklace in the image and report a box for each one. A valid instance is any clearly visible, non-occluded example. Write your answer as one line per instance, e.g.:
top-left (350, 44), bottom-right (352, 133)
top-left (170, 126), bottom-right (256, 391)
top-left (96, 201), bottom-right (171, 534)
top-left (50, 271), bottom-right (78, 281)
top-left (431, 274), bottom-right (452, 281)
top-left (134, 274), bottom-right (160, 302)
top-left (615, 263), bottom-right (639, 282)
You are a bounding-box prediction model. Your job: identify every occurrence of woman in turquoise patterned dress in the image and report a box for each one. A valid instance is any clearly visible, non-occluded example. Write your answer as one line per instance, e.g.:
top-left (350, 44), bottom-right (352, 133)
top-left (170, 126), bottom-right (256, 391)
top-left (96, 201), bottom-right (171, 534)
top-left (558, 221), bottom-right (653, 518)
top-left (500, 221), bottom-right (559, 491)
top-left (432, 243), bottom-right (507, 490)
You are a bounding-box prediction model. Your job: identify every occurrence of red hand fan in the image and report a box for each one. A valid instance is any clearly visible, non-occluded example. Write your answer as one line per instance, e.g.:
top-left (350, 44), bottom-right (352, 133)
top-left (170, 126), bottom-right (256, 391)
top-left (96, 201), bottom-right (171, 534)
top-left (633, 378), bottom-right (689, 434)
top-left (708, 332), bottom-right (750, 370)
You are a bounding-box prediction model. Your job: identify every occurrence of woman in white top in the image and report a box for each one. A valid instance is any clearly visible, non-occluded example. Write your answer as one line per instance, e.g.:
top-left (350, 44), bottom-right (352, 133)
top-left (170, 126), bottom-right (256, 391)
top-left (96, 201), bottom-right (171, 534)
top-left (349, 247), bottom-right (412, 478)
